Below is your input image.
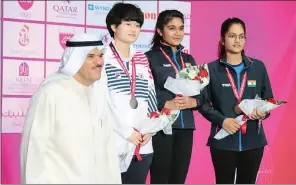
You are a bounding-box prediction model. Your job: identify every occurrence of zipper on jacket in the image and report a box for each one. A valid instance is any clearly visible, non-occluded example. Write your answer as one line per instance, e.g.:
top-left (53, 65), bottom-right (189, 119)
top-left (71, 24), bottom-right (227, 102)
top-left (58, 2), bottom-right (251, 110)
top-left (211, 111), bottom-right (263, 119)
top-left (238, 64), bottom-right (253, 151)
top-left (172, 48), bottom-right (185, 128)
top-left (237, 72), bottom-right (242, 151)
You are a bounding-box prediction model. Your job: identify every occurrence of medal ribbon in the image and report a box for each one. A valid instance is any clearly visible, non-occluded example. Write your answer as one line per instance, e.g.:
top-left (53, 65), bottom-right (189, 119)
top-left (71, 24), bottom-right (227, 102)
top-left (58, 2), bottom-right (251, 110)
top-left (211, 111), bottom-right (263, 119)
top-left (225, 67), bottom-right (248, 135)
top-left (110, 43), bottom-right (141, 160)
top-left (109, 42), bottom-right (136, 98)
top-left (159, 47), bottom-right (185, 73)
top-left (133, 128), bottom-right (142, 161)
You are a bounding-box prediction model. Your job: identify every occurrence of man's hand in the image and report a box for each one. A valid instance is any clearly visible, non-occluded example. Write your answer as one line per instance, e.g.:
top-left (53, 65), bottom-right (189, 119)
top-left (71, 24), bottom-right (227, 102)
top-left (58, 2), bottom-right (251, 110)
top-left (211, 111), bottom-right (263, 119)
top-left (140, 133), bottom-right (153, 146)
top-left (222, 118), bottom-right (240, 134)
top-left (250, 108), bottom-right (266, 120)
top-left (173, 96), bottom-right (197, 110)
top-left (128, 130), bottom-right (142, 145)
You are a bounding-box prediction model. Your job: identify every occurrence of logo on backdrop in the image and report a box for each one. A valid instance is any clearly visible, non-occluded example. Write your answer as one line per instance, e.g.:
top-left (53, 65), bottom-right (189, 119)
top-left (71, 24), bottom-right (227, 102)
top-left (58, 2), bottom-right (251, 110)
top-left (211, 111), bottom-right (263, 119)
top-left (16, 62), bottom-right (32, 84)
top-left (18, 0), bottom-right (34, 11)
top-left (132, 43), bottom-right (151, 53)
top-left (58, 28), bottom-right (75, 49)
top-left (5, 61), bottom-right (40, 95)
top-left (19, 62), bottom-right (30, 76)
top-left (2, 107), bottom-right (27, 133)
top-left (87, 3), bottom-right (111, 14)
top-left (2, 110), bottom-right (26, 119)
top-left (143, 12), bottom-right (157, 20)
top-left (52, 1), bottom-right (78, 18)
top-left (18, 24), bottom-right (30, 46)
top-left (18, 0), bottom-right (34, 18)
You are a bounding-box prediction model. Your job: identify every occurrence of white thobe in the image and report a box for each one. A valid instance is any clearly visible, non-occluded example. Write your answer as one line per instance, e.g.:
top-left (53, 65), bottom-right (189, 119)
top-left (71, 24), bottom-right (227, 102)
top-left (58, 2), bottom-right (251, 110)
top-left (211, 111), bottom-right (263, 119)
top-left (20, 78), bottom-right (121, 184)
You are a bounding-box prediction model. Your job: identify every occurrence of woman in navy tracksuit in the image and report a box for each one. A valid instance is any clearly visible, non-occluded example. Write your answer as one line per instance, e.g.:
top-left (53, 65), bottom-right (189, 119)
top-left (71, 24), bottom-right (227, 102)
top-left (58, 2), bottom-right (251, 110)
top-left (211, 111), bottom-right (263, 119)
top-left (145, 10), bottom-right (199, 184)
top-left (198, 17), bottom-right (274, 184)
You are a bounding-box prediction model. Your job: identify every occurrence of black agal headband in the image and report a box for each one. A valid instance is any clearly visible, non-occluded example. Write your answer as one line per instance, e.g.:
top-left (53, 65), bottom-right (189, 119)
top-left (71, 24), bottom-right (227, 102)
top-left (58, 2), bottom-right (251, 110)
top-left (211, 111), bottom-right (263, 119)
top-left (66, 40), bottom-right (103, 47)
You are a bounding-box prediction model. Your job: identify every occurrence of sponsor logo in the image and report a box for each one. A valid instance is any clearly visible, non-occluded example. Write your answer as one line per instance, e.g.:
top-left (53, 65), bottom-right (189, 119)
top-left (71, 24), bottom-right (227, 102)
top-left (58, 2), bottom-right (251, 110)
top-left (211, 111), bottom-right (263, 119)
top-left (16, 62), bottom-right (32, 84)
top-left (2, 106), bottom-right (28, 133)
top-left (163, 64), bottom-right (172, 67)
top-left (52, 1), bottom-right (78, 19)
top-left (2, 110), bottom-right (26, 119)
top-left (87, 3), bottom-right (111, 12)
top-left (4, 61), bottom-right (42, 95)
top-left (18, 0), bottom-right (34, 11)
top-left (132, 43), bottom-right (151, 52)
top-left (222, 83), bottom-right (231, 87)
top-left (19, 62), bottom-right (29, 76)
top-left (9, 24), bottom-right (40, 57)
top-left (143, 12), bottom-right (157, 20)
top-left (18, 24), bottom-right (30, 46)
top-left (58, 28), bottom-right (75, 49)
top-left (133, 44), bottom-right (150, 50)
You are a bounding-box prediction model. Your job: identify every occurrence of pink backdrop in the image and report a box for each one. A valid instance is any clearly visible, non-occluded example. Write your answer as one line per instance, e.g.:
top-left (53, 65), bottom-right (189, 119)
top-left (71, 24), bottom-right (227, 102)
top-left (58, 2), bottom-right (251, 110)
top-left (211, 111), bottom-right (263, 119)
top-left (187, 1), bottom-right (296, 184)
top-left (2, 1), bottom-right (296, 184)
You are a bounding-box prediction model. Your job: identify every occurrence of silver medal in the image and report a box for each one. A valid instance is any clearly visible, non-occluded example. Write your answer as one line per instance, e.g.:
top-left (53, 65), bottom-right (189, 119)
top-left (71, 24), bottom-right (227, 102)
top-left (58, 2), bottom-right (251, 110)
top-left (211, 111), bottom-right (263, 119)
top-left (130, 97), bottom-right (138, 109)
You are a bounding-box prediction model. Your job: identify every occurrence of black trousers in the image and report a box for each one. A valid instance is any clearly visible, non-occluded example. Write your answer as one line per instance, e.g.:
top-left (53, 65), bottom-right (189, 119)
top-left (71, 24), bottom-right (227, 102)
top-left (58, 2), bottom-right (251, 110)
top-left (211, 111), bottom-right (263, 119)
top-left (121, 154), bottom-right (153, 184)
top-left (210, 147), bottom-right (264, 184)
top-left (150, 129), bottom-right (194, 184)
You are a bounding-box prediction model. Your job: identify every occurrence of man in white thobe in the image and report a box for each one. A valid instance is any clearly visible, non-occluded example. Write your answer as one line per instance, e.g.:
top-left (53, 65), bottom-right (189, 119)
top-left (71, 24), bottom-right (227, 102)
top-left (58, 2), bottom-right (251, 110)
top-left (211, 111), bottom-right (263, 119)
top-left (20, 33), bottom-right (121, 184)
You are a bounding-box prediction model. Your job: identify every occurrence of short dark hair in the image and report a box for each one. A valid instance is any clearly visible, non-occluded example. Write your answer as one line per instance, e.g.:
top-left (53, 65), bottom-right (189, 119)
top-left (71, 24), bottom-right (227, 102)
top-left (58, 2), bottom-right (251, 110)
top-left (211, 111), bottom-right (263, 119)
top-left (106, 3), bottom-right (144, 38)
top-left (218, 17), bottom-right (246, 58)
top-left (151, 10), bottom-right (184, 48)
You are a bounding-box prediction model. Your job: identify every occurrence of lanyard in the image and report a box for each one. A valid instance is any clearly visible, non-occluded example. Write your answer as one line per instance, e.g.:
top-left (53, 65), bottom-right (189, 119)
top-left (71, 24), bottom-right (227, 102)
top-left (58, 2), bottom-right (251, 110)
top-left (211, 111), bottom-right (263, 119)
top-left (159, 47), bottom-right (185, 73)
top-left (109, 42), bottom-right (136, 98)
top-left (225, 67), bottom-right (247, 103)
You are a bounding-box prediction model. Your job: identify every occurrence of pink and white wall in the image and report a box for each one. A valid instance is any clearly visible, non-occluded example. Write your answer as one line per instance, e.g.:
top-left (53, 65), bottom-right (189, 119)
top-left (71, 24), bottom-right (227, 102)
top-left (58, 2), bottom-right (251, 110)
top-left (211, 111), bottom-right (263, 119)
top-left (1, 0), bottom-right (296, 184)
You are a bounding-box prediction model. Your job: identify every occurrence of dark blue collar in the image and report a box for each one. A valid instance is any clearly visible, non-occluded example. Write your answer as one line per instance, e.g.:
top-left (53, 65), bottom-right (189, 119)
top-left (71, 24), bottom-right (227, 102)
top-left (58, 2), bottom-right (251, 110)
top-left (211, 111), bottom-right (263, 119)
top-left (219, 54), bottom-right (253, 68)
top-left (159, 42), bottom-right (184, 55)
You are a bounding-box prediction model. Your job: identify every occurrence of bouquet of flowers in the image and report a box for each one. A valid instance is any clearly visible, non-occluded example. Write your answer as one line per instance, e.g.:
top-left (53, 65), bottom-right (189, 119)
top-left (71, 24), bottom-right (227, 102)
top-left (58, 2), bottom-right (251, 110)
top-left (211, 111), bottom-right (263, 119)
top-left (214, 96), bottom-right (287, 140)
top-left (164, 64), bottom-right (210, 96)
top-left (119, 108), bottom-right (179, 171)
top-left (239, 97), bottom-right (287, 116)
top-left (134, 108), bottom-right (179, 135)
top-left (132, 108), bottom-right (179, 161)
top-left (149, 107), bottom-right (178, 119)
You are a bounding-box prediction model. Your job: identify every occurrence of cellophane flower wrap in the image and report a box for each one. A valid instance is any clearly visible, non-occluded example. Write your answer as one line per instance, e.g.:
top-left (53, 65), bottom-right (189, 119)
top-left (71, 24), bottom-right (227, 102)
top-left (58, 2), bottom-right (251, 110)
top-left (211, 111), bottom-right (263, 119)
top-left (214, 95), bottom-right (287, 140)
top-left (164, 64), bottom-right (210, 96)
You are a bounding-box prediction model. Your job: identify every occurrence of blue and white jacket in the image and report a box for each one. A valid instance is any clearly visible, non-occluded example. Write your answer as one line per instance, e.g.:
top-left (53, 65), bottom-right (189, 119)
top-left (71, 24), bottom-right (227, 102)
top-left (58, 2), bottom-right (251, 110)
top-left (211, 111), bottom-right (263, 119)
top-left (104, 41), bottom-right (165, 158)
